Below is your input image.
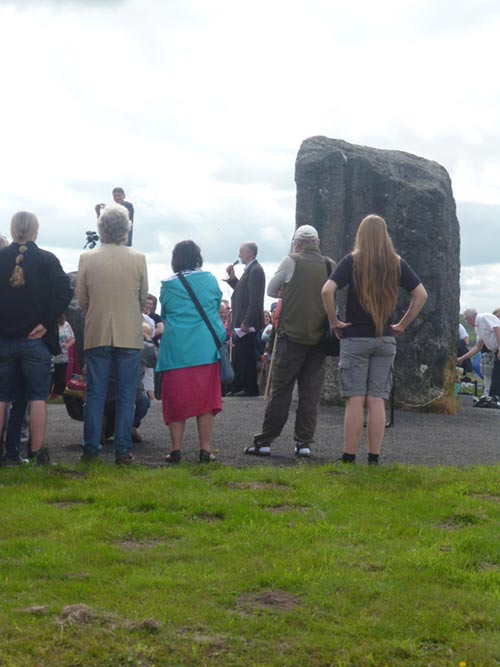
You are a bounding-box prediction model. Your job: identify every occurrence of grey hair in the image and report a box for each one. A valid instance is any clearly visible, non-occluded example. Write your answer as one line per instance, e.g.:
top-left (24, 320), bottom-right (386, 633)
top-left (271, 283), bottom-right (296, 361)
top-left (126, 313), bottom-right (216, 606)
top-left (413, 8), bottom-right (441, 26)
top-left (463, 308), bottom-right (477, 320)
top-left (241, 242), bottom-right (258, 258)
top-left (294, 237), bottom-right (319, 250)
top-left (0, 234), bottom-right (8, 248)
top-left (10, 211), bottom-right (39, 243)
top-left (98, 205), bottom-right (131, 245)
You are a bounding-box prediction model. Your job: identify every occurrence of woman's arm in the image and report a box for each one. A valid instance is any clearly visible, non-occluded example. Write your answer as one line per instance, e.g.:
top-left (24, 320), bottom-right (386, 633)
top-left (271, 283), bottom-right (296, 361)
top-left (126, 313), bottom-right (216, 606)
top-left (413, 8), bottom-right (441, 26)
top-left (391, 283), bottom-right (428, 336)
top-left (321, 279), bottom-right (350, 334)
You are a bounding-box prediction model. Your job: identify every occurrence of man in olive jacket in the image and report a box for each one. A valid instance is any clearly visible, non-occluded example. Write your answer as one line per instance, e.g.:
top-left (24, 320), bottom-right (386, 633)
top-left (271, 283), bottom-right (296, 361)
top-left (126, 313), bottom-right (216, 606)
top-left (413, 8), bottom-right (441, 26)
top-left (245, 225), bottom-right (332, 458)
top-left (225, 242), bottom-right (265, 397)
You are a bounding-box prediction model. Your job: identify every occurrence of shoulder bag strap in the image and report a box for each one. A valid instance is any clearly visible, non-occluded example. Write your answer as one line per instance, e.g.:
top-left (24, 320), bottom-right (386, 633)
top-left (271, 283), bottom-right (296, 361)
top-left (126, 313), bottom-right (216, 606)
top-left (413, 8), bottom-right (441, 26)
top-left (177, 272), bottom-right (222, 350)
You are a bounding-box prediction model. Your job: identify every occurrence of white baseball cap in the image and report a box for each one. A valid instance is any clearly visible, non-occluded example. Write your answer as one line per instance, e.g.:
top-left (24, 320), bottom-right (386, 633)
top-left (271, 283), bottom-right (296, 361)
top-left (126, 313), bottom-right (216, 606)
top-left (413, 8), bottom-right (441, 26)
top-left (293, 225), bottom-right (319, 241)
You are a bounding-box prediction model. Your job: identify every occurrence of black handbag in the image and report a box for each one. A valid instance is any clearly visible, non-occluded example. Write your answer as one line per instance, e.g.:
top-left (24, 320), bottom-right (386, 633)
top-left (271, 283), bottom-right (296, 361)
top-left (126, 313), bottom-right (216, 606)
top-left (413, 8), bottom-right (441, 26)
top-left (177, 272), bottom-right (235, 385)
top-left (323, 259), bottom-right (340, 357)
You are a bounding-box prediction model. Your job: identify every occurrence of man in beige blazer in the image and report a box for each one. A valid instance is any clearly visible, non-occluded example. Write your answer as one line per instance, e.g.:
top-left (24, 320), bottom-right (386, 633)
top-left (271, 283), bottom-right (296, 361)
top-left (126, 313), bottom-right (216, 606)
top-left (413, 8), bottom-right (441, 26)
top-left (77, 205), bottom-right (148, 464)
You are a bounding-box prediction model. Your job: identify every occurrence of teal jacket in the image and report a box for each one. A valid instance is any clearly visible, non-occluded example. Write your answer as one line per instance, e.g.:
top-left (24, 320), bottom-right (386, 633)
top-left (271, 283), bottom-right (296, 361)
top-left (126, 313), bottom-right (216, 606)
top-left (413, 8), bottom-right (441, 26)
top-left (156, 270), bottom-right (225, 372)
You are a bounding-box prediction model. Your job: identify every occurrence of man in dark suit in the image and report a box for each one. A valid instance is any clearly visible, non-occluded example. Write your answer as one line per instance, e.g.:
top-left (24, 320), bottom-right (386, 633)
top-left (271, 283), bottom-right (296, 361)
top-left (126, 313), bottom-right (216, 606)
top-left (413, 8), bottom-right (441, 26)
top-left (225, 242), bottom-right (265, 396)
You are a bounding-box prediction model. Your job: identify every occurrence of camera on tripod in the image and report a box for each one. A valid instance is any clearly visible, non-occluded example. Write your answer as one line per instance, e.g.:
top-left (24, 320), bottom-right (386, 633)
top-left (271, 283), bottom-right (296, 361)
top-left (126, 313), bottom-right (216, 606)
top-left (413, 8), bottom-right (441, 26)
top-left (84, 230), bottom-right (99, 249)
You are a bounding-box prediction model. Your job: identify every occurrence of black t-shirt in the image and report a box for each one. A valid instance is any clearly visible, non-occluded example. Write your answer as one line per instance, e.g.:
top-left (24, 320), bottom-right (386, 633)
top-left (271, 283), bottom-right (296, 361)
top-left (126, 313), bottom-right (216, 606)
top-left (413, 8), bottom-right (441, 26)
top-left (329, 253), bottom-right (421, 337)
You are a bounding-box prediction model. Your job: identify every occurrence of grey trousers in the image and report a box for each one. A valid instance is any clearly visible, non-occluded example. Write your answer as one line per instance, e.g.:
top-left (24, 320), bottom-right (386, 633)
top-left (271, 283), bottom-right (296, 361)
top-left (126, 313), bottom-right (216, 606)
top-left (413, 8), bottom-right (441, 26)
top-left (254, 336), bottom-right (325, 446)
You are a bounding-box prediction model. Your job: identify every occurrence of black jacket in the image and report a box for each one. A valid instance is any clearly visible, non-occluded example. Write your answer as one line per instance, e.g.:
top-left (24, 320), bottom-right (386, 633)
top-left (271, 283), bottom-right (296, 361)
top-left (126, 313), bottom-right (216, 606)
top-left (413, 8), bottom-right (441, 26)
top-left (228, 260), bottom-right (266, 331)
top-left (0, 242), bottom-right (73, 354)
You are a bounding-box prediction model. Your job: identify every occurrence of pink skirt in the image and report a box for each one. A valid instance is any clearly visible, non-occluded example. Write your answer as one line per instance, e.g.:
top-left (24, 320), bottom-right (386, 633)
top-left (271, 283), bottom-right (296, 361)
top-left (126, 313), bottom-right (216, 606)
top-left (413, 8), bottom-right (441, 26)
top-left (161, 363), bottom-right (222, 425)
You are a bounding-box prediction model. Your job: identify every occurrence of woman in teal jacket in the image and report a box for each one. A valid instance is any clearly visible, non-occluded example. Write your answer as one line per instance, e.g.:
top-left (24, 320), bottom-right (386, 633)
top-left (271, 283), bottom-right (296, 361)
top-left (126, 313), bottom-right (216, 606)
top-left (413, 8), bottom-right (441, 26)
top-left (157, 240), bottom-right (225, 463)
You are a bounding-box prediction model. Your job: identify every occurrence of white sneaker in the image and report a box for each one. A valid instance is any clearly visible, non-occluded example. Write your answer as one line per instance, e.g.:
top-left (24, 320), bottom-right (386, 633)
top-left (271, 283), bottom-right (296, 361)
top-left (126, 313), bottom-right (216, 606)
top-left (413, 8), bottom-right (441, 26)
top-left (295, 444), bottom-right (311, 457)
top-left (244, 444), bottom-right (271, 456)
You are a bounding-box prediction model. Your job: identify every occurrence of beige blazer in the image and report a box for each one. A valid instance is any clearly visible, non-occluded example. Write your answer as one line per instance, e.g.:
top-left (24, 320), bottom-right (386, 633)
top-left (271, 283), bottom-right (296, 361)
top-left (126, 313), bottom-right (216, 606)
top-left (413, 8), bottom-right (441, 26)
top-left (77, 244), bottom-right (148, 351)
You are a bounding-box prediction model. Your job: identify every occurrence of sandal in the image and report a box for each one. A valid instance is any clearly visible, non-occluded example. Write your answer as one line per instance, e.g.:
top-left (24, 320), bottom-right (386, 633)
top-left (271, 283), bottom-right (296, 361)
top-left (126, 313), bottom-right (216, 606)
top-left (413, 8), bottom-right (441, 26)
top-left (244, 444), bottom-right (271, 457)
top-left (164, 450), bottom-right (181, 464)
top-left (199, 449), bottom-right (215, 463)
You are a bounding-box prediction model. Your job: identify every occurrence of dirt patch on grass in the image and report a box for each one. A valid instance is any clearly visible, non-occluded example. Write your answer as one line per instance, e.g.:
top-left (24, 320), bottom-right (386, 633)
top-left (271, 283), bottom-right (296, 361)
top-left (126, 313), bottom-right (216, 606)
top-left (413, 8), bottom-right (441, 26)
top-left (470, 494), bottom-right (500, 503)
top-left (48, 500), bottom-right (91, 509)
top-left (176, 627), bottom-right (229, 656)
top-left (226, 481), bottom-right (289, 491)
top-left (24, 605), bottom-right (48, 615)
top-left (125, 618), bottom-right (162, 633)
top-left (359, 562), bottom-right (385, 572)
top-left (478, 561), bottom-right (500, 572)
top-left (263, 504), bottom-right (309, 514)
top-left (439, 513), bottom-right (481, 530)
top-left (58, 604), bottom-right (98, 625)
top-left (237, 590), bottom-right (302, 613)
top-left (191, 511), bottom-right (225, 522)
top-left (57, 604), bottom-right (161, 633)
top-left (118, 539), bottom-right (163, 551)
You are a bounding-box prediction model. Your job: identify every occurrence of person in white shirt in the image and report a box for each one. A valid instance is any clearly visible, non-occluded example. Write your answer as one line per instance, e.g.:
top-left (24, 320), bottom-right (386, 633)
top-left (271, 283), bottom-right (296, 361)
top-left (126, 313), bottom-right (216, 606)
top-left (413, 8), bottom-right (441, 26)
top-left (458, 308), bottom-right (500, 398)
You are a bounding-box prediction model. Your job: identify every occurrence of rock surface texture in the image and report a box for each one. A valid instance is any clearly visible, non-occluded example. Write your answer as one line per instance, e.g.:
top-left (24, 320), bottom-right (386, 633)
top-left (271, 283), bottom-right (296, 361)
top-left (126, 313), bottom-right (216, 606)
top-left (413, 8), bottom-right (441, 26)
top-left (295, 136), bottom-right (460, 408)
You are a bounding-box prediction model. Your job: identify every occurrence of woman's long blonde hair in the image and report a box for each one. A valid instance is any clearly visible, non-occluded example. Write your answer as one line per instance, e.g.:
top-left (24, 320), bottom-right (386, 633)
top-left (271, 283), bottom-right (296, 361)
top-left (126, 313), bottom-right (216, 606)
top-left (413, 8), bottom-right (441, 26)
top-left (352, 215), bottom-right (400, 336)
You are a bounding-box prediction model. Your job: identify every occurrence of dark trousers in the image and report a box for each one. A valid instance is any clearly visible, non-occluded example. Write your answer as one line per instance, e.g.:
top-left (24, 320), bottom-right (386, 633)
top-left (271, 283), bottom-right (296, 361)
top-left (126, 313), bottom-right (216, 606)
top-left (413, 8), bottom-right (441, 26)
top-left (489, 355), bottom-right (500, 397)
top-left (254, 336), bottom-right (325, 446)
top-left (52, 362), bottom-right (68, 395)
top-left (2, 399), bottom-right (28, 461)
top-left (232, 332), bottom-right (259, 396)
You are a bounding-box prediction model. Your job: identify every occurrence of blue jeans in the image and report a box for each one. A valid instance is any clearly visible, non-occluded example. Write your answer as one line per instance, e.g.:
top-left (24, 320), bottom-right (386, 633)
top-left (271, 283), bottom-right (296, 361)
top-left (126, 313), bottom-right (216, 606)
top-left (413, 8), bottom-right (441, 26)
top-left (83, 347), bottom-right (141, 457)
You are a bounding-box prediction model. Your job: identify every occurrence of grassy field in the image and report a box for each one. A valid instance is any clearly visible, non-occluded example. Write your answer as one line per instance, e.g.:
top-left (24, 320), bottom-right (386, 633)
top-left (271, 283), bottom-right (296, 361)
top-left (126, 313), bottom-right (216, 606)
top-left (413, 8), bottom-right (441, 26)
top-left (0, 463), bottom-right (499, 667)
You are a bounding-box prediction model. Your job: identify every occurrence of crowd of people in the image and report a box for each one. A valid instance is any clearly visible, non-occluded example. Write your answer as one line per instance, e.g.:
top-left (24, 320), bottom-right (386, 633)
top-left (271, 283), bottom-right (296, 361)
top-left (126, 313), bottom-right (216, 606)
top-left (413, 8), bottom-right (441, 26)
top-left (16, 198), bottom-right (500, 468)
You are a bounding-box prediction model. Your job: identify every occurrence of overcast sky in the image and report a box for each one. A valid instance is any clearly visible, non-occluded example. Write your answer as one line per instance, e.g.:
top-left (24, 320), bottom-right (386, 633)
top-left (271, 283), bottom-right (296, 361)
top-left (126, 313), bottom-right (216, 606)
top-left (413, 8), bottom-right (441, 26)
top-left (0, 0), bottom-right (499, 310)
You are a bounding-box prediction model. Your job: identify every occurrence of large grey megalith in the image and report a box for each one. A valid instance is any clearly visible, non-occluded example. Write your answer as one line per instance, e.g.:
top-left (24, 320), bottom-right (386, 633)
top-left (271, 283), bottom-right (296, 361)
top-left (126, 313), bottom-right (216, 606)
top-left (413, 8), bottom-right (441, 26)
top-left (295, 136), bottom-right (460, 407)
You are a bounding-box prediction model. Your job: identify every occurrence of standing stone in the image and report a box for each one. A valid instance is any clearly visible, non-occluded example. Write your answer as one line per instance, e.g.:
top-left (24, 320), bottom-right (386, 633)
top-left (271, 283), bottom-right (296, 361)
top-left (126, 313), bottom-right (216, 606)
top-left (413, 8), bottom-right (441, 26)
top-left (295, 136), bottom-right (460, 408)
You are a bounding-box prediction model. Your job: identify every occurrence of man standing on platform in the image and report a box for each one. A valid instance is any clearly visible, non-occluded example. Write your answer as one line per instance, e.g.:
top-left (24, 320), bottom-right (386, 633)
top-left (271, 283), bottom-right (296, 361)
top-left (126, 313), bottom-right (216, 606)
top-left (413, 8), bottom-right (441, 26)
top-left (225, 242), bottom-right (265, 397)
top-left (95, 187), bottom-right (135, 246)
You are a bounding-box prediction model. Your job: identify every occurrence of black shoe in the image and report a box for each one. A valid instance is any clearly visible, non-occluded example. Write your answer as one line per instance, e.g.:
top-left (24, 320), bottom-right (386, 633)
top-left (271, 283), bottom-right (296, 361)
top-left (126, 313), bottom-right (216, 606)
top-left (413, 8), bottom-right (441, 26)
top-left (115, 453), bottom-right (135, 465)
top-left (164, 450), bottom-right (181, 464)
top-left (33, 447), bottom-right (51, 466)
top-left (199, 449), bottom-right (215, 463)
top-left (79, 451), bottom-right (99, 464)
top-left (474, 396), bottom-right (492, 408)
top-left (295, 443), bottom-right (311, 457)
top-left (2, 456), bottom-right (30, 467)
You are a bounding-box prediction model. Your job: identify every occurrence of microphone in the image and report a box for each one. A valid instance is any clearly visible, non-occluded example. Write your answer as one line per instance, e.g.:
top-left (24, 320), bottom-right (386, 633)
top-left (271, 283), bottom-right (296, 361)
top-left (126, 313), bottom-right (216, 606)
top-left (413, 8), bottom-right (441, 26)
top-left (223, 259), bottom-right (240, 282)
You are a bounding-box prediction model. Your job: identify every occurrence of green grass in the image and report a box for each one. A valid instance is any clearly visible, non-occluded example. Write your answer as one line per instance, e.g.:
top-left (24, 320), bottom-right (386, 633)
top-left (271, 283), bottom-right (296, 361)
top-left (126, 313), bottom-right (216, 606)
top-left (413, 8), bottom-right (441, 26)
top-left (0, 463), bottom-right (499, 666)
